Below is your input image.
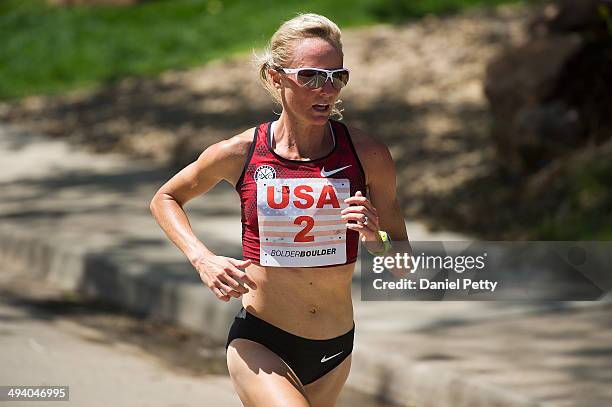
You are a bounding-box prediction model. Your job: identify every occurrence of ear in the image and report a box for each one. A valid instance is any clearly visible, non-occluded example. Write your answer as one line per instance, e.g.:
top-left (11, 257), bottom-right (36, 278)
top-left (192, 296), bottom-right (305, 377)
top-left (268, 67), bottom-right (282, 90)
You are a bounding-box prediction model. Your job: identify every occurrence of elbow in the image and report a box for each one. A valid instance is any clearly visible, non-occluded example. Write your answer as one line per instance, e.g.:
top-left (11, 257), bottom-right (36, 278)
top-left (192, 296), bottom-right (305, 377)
top-left (149, 195), bottom-right (158, 217)
top-left (149, 191), bottom-right (166, 216)
top-left (149, 192), bottom-right (181, 216)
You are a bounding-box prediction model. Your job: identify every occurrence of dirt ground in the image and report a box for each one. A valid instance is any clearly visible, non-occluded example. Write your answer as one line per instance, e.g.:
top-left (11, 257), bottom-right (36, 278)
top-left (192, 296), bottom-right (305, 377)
top-left (0, 4), bottom-right (534, 238)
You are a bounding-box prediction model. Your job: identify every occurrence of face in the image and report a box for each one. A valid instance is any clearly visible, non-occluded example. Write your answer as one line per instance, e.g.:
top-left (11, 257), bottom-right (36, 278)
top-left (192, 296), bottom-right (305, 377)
top-left (269, 37), bottom-right (344, 125)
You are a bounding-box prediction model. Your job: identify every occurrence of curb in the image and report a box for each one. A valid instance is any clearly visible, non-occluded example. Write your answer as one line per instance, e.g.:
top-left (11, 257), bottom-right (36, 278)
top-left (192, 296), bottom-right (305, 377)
top-left (0, 223), bottom-right (240, 344)
top-left (349, 343), bottom-right (543, 407)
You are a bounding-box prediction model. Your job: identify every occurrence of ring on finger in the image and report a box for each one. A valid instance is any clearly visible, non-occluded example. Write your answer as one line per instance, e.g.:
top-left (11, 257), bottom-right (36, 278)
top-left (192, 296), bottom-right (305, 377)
top-left (363, 215), bottom-right (369, 225)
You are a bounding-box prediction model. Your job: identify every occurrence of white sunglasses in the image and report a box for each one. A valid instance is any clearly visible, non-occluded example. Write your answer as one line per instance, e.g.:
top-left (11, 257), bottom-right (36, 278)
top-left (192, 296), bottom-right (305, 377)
top-left (275, 67), bottom-right (350, 90)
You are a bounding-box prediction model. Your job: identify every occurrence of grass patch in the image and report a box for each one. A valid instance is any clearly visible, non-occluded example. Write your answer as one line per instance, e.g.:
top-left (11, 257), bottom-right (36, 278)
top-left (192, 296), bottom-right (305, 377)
top-left (0, 0), bottom-right (523, 101)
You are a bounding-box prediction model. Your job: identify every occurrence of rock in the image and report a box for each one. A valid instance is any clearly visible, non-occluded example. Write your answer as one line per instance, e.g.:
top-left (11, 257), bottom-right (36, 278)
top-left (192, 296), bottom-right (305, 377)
top-left (486, 0), bottom-right (612, 175)
top-left (548, 0), bottom-right (606, 32)
top-left (509, 102), bottom-right (585, 173)
top-left (485, 34), bottom-right (582, 114)
top-left (552, 38), bottom-right (612, 145)
top-left (485, 34), bottom-right (583, 174)
top-left (528, 0), bottom-right (609, 37)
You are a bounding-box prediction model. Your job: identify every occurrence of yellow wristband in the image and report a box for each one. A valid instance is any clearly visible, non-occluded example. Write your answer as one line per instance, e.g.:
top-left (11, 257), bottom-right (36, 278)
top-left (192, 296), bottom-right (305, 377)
top-left (366, 231), bottom-right (392, 256)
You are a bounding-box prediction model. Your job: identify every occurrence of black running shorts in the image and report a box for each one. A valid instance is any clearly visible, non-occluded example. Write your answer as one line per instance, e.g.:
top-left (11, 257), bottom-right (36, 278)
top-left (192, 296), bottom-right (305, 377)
top-left (225, 307), bottom-right (354, 385)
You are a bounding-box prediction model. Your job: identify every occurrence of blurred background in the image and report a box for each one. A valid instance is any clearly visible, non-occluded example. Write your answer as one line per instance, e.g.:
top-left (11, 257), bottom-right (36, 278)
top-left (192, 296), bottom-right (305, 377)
top-left (1, 0), bottom-right (611, 406)
top-left (1, 0), bottom-right (611, 238)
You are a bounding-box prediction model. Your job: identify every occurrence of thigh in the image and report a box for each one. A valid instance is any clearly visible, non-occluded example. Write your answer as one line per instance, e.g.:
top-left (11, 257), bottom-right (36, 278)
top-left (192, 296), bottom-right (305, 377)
top-left (227, 338), bottom-right (311, 407)
top-left (304, 354), bottom-right (352, 407)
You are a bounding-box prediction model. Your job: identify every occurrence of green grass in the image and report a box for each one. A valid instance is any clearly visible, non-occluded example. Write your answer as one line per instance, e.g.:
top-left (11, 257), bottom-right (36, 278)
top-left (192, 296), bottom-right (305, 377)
top-left (0, 0), bottom-right (523, 101)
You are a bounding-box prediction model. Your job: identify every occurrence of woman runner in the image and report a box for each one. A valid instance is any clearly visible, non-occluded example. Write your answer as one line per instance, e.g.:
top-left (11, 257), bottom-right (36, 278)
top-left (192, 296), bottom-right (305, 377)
top-left (150, 13), bottom-right (408, 407)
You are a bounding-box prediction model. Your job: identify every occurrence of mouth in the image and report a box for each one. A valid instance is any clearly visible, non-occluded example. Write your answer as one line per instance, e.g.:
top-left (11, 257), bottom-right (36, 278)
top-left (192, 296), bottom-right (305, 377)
top-left (312, 103), bottom-right (330, 113)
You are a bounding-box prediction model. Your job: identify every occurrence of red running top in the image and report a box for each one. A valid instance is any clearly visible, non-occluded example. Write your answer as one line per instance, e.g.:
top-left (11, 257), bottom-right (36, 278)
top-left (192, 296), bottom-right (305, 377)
top-left (235, 120), bottom-right (366, 267)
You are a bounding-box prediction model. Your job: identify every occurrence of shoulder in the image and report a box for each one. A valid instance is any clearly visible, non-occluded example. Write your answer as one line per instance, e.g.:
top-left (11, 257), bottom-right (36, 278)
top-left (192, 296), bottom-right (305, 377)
top-left (341, 123), bottom-right (394, 183)
top-left (211, 127), bottom-right (256, 160)
top-left (344, 124), bottom-right (390, 159)
top-left (202, 127), bottom-right (255, 159)
top-left (195, 126), bottom-right (258, 185)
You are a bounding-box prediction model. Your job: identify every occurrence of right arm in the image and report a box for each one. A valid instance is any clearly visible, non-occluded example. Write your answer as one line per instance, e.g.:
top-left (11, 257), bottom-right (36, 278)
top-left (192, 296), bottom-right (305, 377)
top-left (149, 129), bottom-right (257, 301)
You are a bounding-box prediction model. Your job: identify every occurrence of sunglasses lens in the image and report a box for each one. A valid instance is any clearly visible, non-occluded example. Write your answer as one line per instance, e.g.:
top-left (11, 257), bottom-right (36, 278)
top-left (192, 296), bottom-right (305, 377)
top-left (296, 69), bottom-right (326, 89)
top-left (332, 70), bottom-right (349, 89)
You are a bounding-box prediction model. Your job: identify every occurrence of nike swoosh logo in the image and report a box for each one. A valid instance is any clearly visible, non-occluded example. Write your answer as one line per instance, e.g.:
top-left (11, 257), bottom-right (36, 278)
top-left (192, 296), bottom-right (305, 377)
top-left (320, 165), bottom-right (351, 177)
top-left (320, 351), bottom-right (343, 363)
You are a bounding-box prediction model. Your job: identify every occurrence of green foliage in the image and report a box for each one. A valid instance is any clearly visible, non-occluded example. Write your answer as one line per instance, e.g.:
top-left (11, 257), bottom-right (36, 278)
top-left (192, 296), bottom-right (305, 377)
top-left (0, 0), bottom-right (522, 101)
top-left (536, 158), bottom-right (612, 239)
top-left (598, 2), bottom-right (612, 36)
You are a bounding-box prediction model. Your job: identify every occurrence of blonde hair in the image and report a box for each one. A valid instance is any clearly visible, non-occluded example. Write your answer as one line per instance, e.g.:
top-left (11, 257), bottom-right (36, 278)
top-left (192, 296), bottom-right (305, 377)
top-left (254, 13), bottom-right (345, 119)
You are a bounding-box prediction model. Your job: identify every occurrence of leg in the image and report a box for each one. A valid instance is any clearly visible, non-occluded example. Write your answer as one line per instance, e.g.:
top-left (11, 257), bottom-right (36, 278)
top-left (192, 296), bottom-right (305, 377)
top-left (304, 354), bottom-right (352, 407)
top-left (227, 338), bottom-right (311, 407)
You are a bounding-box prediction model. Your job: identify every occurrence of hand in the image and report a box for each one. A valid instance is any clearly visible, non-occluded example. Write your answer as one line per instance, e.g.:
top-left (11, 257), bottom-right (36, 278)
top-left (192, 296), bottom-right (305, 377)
top-left (191, 255), bottom-right (257, 302)
top-left (342, 190), bottom-right (384, 252)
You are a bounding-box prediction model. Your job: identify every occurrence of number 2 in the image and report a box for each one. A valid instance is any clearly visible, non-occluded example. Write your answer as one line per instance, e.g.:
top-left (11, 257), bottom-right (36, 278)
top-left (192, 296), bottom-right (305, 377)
top-left (294, 216), bottom-right (315, 242)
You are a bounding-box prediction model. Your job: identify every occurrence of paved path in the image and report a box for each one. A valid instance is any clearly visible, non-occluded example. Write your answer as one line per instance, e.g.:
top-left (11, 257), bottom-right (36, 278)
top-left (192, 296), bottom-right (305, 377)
top-left (1, 123), bottom-right (611, 407)
top-left (0, 281), bottom-right (241, 407)
top-left (0, 263), bottom-right (399, 407)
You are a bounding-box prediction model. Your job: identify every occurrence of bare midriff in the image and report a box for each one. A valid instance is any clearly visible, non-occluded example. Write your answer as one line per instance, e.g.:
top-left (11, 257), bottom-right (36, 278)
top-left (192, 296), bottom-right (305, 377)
top-left (241, 262), bottom-right (355, 340)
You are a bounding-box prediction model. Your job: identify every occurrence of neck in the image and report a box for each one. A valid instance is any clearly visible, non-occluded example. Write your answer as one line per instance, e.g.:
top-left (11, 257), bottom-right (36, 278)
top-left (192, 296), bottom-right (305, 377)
top-left (272, 114), bottom-right (332, 160)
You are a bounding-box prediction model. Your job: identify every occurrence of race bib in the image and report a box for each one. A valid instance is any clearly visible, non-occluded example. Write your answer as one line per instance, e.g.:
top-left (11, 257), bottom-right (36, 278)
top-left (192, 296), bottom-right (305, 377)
top-left (257, 178), bottom-right (350, 267)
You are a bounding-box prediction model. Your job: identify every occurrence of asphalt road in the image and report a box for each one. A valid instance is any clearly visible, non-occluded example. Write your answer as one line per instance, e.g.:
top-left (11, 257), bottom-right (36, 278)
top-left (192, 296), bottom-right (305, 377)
top-left (0, 274), bottom-right (242, 407)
